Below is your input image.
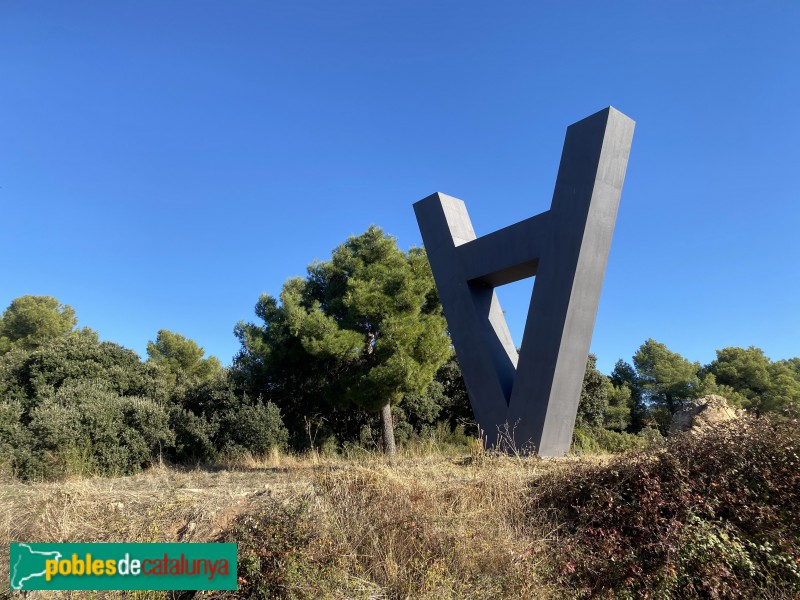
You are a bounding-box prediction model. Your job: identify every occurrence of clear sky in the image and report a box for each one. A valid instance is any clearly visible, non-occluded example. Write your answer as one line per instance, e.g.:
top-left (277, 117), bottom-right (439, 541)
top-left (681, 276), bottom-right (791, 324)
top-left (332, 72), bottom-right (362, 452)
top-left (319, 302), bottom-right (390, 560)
top-left (1, 1), bottom-right (798, 374)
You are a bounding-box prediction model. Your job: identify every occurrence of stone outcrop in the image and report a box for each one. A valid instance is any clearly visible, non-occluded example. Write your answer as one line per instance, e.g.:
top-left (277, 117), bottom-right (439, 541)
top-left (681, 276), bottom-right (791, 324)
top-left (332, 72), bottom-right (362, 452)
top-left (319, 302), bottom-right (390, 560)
top-left (669, 394), bottom-right (744, 436)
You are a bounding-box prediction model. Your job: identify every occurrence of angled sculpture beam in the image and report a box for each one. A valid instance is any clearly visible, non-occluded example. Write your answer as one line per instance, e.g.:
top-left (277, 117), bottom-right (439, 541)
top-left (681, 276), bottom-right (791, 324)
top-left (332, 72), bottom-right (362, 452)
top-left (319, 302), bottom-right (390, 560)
top-left (414, 107), bottom-right (635, 456)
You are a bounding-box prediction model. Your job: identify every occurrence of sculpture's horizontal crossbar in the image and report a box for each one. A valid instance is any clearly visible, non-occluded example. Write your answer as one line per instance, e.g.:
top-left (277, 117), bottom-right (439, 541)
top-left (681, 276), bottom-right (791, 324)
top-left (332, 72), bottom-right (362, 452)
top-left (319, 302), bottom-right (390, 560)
top-left (458, 211), bottom-right (551, 286)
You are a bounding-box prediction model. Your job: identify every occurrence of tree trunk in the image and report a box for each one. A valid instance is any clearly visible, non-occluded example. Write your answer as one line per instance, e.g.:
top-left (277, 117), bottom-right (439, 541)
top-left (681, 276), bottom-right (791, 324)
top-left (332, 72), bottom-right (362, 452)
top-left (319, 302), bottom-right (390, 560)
top-left (380, 401), bottom-right (397, 458)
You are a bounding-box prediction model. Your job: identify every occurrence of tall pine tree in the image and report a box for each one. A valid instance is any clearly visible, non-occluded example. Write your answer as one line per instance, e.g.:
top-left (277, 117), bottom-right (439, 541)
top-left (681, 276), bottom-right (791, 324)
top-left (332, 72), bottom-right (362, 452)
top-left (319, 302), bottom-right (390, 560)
top-left (235, 226), bottom-right (451, 456)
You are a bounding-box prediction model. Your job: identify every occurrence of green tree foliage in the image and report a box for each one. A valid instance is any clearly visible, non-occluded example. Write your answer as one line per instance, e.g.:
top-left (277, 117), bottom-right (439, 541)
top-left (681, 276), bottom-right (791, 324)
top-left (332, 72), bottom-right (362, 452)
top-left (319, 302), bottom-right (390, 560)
top-left (609, 341), bottom-right (800, 437)
top-left (235, 226), bottom-right (451, 455)
top-left (0, 331), bottom-right (164, 409)
top-left (576, 354), bottom-right (609, 428)
top-left (233, 285), bottom-right (370, 451)
top-left (706, 346), bottom-right (800, 413)
top-left (392, 356), bottom-right (473, 444)
top-left (611, 359), bottom-right (646, 430)
top-left (147, 329), bottom-right (222, 384)
top-left (428, 356), bottom-right (473, 431)
top-left (604, 382), bottom-right (632, 431)
top-left (0, 332), bottom-right (173, 479)
top-left (226, 403), bottom-right (288, 455)
top-left (0, 295), bottom-right (77, 353)
top-left (707, 347), bottom-right (770, 404)
top-left (573, 354), bottom-right (662, 452)
top-left (782, 357), bottom-right (800, 379)
top-left (169, 374), bottom-right (288, 462)
top-left (633, 339), bottom-right (700, 429)
top-left (0, 303), bottom-right (289, 479)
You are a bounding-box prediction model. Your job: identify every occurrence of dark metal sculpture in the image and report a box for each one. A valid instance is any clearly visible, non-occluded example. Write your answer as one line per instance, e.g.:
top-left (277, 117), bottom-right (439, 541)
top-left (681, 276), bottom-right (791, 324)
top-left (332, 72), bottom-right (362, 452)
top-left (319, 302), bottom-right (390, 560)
top-left (414, 107), bottom-right (635, 456)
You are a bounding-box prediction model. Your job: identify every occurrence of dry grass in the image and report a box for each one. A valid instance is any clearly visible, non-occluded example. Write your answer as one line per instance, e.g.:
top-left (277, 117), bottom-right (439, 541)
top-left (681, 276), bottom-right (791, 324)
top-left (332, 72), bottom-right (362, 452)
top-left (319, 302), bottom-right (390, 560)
top-left (5, 421), bottom-right (798, 599)
top-left (312, 457), bottom-right (554, 597)
top-left (0, 449), bottom-right (607, 599)
top-left (0, 458), bottom-right (306, 599)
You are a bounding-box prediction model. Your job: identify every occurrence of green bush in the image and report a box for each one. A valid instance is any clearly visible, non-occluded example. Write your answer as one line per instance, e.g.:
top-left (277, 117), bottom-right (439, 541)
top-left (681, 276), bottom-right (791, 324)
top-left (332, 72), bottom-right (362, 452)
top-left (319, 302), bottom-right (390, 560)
top-left (25, 381), bottom-right (174, 479)
top-left (0, 326), bottom-right (294, 478)
top-left (169, 406), bottom-right (218, 463)
top-left (0, 400), bottom-right (26, 448)
top-left (0, 333), bottom-right (167, 411)
top-left (572, 426), bottom-right (662, 454)
top-left (571, 426), bottom-right (599, 453)
top-left (176, 376), bottom-right (289, 457)
top-left (0, 400), bottom-right (31, 476)
top-left (218, 401), bottom-right (289, 455)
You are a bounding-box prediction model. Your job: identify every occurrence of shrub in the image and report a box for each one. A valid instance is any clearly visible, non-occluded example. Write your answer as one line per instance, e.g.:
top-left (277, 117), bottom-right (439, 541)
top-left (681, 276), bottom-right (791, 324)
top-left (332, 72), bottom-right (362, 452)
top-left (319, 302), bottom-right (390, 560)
top-left (169, 406), bottom-right (218, 463)
top-left (0, 333), bottom-right (167, 412)
top-left (217, 498), bottom-right (346, 599)
top-left (539, 415), bottom-right (800, 598)
top-left (218, 401), bottom-right (289, 455)
top-left (0, 400), bottom-right (32, 477)
top-left (0, 400), bottom-right (26, 448)
top-left (572, 426), bottom-right (663, 454)
top-left (25, 381), bottom-right (174, 479)
top-left (175, 375), bottom-right (289, 458)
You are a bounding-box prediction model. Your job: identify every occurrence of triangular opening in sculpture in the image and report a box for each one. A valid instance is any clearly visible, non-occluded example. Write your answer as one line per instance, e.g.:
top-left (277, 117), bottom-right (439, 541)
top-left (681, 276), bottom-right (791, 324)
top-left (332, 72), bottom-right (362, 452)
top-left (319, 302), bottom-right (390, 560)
top-left (492, 276), bottom-right (535, 354)
top-left (468, 274), bottom-right (537, 405)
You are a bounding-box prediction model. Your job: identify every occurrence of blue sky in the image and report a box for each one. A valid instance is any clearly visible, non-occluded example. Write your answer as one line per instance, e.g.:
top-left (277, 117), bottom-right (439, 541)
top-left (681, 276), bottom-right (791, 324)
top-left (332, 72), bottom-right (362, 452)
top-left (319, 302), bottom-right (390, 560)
top-left (1, 1), bottom-right (798, 374)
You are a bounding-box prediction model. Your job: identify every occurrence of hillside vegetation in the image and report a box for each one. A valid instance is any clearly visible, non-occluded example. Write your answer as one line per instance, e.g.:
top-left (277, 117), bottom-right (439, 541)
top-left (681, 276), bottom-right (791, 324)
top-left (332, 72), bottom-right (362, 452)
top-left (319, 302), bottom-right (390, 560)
top-left (2, 415), bottom-right (799, 599)
top-left (2, 227), bottom-right (800, 598)
top-left (2, 227), bottom-right (799, 480)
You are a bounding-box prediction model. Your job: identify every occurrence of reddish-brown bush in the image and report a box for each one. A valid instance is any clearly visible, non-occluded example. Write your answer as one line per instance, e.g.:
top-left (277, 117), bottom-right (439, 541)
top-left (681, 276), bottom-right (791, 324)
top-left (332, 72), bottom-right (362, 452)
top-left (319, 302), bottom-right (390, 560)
top-left (536, 415), bottom-right (800, 598)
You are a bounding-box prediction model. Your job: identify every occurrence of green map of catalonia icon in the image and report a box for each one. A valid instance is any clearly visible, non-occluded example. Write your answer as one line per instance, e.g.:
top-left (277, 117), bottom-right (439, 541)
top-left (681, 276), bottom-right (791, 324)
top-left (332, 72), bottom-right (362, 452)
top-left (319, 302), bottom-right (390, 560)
top-left (10, 543), bottom-right (63, 590)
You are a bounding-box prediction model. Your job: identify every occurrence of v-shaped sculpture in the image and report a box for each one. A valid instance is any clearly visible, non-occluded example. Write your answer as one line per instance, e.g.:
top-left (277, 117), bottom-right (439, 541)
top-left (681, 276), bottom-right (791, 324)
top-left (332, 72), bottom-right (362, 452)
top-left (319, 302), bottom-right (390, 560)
top-left (414, 107), bottom-right (635, 456)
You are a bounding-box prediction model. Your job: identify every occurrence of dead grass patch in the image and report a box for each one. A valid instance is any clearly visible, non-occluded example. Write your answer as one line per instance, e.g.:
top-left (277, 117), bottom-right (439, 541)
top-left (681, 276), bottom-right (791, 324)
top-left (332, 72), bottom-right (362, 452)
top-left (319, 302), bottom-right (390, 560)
top-left (0, 450), bottom-right (618, 598)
